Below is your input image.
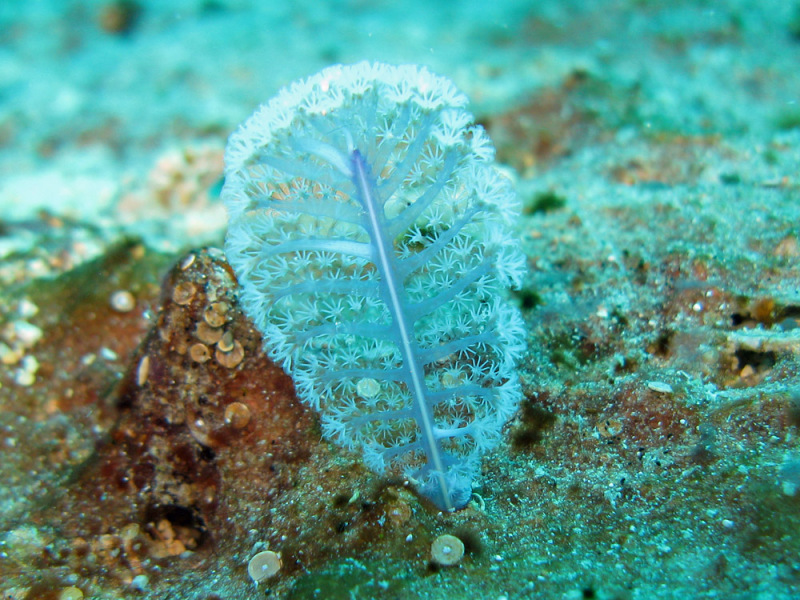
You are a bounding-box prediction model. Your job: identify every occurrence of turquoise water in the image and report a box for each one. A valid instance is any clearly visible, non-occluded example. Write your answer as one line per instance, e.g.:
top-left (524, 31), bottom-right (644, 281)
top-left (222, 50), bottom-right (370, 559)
top-left (1, 1), bottom-right (799, 598)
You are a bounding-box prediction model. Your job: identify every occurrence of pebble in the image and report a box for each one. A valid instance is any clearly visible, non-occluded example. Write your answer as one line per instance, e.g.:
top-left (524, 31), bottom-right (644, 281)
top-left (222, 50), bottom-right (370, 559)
top-left (59, 587), bottom-right (83, 600)
top-left (18, 298), bottom-right (39, 318)
top-left (110, 290), bottom-right (136, 312)
top-left (180, 254), bottom-right (196, 270)
top-left (647, 381), bottom-right (674, 394)
top-left (137, 355), bottom-right (150, 386)
top-left (13, 321), bottom-right (43, 347)
top-left (14, 355), bottom-right (39, 386)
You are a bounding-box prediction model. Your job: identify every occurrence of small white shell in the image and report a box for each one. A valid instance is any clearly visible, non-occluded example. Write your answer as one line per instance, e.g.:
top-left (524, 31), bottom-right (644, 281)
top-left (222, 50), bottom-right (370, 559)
top-left (431, 534), bottom-right (464, 567)
top-left (248, 550), bottom-right (282, 583)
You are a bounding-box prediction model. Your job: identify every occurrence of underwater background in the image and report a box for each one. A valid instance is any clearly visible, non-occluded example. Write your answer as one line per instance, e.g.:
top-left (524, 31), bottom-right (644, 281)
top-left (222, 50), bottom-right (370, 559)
top-left (1, 0), bottom-right (799, 598)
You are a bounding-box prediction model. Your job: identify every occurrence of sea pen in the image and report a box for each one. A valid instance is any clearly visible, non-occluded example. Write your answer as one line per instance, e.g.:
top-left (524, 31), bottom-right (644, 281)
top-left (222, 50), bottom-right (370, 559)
top-left (222, 62), bottom-right (526, 510)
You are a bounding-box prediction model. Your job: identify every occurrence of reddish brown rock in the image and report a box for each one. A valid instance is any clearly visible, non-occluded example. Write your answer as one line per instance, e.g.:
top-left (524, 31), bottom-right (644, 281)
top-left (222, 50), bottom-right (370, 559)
top-left (15, 248), bottom-right (317, 593)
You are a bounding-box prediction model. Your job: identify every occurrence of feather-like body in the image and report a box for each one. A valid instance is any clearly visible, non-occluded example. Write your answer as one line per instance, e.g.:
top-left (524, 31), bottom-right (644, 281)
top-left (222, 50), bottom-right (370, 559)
top-left (222, 62), bottom-right (525, 510)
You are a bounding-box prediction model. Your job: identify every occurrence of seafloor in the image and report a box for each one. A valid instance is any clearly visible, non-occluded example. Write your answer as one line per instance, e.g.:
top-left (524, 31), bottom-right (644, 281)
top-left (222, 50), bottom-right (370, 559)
top-left (1, 1), bottom-right (799, 599)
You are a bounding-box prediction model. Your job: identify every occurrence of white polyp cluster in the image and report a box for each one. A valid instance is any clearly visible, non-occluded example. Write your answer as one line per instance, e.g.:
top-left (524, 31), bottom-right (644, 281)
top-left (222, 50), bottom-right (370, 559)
top-left (222, 62), bottom-right (526, 510)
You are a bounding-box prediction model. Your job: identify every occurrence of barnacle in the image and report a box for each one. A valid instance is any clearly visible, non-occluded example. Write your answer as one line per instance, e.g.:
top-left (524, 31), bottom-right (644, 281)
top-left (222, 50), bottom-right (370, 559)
top-left (430, 533), bottom-right (465, 566)
top-left (248, 550), bottom-right (282, 583)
